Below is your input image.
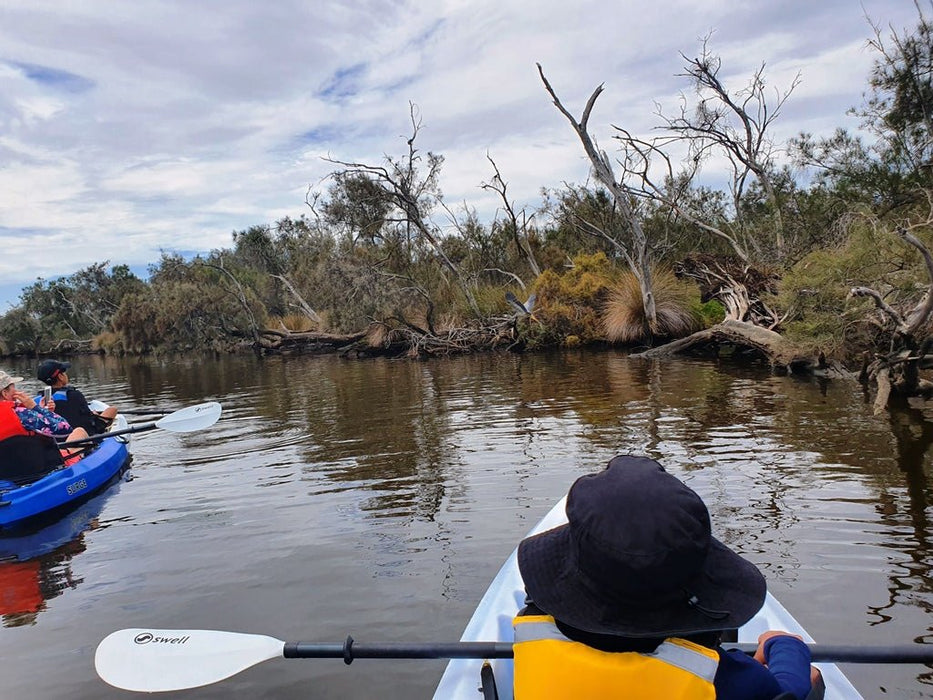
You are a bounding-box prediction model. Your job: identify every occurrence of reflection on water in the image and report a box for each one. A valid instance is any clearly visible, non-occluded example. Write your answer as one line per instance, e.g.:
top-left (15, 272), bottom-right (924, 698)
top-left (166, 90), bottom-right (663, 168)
top-left (0, 479), bottom-right (123, 627)
top-left (0, 537), bottom-right (87, 627)
top-left (0, 351), bottom-right (932, 697)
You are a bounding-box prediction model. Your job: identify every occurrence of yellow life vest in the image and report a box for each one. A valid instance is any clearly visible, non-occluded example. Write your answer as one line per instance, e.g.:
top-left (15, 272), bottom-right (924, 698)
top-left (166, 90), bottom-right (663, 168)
top-left (512, 615), bottom-right (719, 699)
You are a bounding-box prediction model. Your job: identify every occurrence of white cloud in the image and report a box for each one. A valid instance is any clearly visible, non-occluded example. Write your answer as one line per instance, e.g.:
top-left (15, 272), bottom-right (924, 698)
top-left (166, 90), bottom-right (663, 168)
top-left (0, 0), bottom-right (923, 303)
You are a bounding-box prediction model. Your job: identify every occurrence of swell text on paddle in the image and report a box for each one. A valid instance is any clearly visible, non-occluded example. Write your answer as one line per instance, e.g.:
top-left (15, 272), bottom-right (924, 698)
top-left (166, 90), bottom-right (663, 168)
top-left (66, 479), bottom-right (87, 495)
top-left (134, 633), bottom-right (191, 645)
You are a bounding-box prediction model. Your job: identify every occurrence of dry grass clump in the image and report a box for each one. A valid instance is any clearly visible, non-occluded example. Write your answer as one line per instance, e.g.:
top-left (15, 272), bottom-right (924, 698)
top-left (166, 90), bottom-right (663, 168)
top-left (602, 269), bottom-right (702, 344)
top-left (365, 322), bottom-right (389, 347)
top-left (92, 331), bottom-right (125, 355)
top-left (270, 314), bottom-right (318, 332)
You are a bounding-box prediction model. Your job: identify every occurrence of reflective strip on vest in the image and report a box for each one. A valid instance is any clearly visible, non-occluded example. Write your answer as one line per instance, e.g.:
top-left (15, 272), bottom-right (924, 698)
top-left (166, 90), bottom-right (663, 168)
top-left (512, 615), bottom-right (718, 699)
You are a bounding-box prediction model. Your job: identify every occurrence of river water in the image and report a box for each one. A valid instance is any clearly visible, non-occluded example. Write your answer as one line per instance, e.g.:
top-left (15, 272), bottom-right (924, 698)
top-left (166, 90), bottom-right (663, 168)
top-left (0, 351), bottom-right (931, 698)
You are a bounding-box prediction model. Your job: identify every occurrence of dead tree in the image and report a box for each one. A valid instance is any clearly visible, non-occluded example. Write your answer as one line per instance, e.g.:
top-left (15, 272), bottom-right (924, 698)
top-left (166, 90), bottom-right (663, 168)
top-left (325, 104), bottom-right (481, 317)
top-left (538, 63), bottom-right (659, 333)
top-left (604, 42), bottom-right (798, 265)
top-left (270, 274), bottom-right (322, 325)
top-left (636, 319), bottom-right (841, 376)
top-left (675, 253), bottom-right (780, 326)
top-left (663, 40), bottom-right (800, 258)
top-left (852, 213), bottom-right (933, 413)
top-left (480, 155), bottom-right (541, 277)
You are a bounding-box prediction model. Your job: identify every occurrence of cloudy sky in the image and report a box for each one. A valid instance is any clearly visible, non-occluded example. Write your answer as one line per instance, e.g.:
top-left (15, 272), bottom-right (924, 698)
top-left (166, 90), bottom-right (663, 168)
top-left (0, 0), bottom-right (923, 308)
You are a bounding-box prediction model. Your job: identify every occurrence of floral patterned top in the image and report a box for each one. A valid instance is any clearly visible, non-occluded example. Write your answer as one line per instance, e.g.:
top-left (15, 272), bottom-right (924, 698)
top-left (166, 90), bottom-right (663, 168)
top-left (14, 405), bottom-right (71, 437)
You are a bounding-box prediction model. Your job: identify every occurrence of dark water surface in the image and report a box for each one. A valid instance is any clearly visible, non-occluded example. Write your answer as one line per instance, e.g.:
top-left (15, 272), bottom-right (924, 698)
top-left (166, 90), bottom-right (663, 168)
top-left (1, 351), bottom-right (932, 698)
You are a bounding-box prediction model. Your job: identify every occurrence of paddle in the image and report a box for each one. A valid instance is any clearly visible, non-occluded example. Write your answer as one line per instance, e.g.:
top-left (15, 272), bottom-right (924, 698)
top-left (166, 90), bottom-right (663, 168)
top-left (117, 409), bottom-right (171, 416)
top-left (94, 627), bottom-right (933, 693)
top-left (59, 402), bottom-right (222, 448)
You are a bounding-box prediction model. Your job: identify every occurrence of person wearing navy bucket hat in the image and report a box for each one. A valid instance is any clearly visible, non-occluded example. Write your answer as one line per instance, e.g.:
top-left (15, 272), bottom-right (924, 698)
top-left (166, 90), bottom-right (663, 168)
top-left (512, 455), bottom-right (821, 700)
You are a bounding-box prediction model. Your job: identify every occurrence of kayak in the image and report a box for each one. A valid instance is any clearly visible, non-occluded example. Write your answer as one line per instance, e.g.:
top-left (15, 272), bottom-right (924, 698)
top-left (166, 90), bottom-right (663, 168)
top-left (0, 476), bottom-right (122, 560)
top-left (0, 413), bottom-right (130, 530)
top-left (434, 496), bottom-right (863, 700)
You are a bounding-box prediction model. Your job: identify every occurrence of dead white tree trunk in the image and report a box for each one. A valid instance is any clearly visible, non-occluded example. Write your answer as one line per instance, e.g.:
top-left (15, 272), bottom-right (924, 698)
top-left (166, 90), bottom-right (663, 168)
top-left (537, 64), bottom-right (658, 332)
top-left (270, 274), bottom-right (322, 325)
top-left (852, 210), bottom-right (933, 412)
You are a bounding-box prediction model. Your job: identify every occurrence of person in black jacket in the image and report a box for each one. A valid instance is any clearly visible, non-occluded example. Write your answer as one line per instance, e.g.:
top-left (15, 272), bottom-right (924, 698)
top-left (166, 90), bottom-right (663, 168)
top-left (37, 360), bottom-right (117, 436)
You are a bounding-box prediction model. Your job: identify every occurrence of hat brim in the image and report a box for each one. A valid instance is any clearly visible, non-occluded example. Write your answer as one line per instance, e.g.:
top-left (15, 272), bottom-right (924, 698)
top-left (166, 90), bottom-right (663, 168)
top-left (1, 376), bottom-right (24, 389)
top-left (518, 523), bottom-right (766, 638)
top-left (38, 361), bottom-right (69, 383)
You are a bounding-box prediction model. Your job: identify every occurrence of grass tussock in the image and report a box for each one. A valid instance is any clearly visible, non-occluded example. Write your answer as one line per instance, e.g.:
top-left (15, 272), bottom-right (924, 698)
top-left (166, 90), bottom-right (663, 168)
top-left (365, 323), bottom-right (389, 347)
top-left (271, 314), bottom-right (318, 332)
top-left (92, 331), bottom-right (124, 355)
top-left (602, 269), bottom-right (703, 344)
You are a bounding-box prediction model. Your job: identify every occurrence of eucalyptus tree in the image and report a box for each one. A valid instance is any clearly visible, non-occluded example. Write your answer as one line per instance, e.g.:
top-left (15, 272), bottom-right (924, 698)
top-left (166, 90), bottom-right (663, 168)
top-left (16, 262), bottom-right (145, 341)
top-left (539, 40), bottom-right (798, 330)
top-left (658, 42), bottom-right (799, 261)
top-left (538, 64), bottom-right (659, 332)
top-left (793, 2), bottom-right (933, 211)
top-left (323, 105), bottom-right (482, 317)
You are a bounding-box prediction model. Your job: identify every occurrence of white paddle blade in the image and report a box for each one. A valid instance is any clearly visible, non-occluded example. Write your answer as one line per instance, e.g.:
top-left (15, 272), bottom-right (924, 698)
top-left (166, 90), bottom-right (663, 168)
top-left (155, 402), bottom-right (223, 433)
top-left (95, 628), bottom-right (283, 692)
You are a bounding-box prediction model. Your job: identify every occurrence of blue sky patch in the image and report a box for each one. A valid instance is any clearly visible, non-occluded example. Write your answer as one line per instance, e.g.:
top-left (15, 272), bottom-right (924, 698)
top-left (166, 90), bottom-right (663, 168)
top-left (296, 124), bottom-right (341, 146)
top-left (319, 62), bottom-right (367, 100)
top-left (11, 61), bottom-right (94, 93)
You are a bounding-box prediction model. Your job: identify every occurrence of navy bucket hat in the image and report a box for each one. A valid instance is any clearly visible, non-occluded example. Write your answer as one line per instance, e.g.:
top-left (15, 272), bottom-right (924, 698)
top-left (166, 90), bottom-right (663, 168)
top-left (517, 455), bottom-right (766, 638)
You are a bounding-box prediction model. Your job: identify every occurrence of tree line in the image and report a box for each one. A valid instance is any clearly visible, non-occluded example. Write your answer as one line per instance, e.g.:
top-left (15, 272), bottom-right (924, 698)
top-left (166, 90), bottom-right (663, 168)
top-left (2, 6), bottom-right (933, 408)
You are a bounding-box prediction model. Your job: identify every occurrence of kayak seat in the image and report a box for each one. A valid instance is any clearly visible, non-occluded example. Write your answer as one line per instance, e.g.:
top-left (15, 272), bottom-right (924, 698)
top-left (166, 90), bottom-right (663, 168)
top-left (0, 435), bottom-right (65, 486)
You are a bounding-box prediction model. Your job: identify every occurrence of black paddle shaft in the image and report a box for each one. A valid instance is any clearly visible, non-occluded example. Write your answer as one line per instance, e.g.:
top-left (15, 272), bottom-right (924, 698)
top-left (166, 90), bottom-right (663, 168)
top-left (284, 637), bottom-right (514, 664)
top-left (282, 637), bottom-right (933, 665)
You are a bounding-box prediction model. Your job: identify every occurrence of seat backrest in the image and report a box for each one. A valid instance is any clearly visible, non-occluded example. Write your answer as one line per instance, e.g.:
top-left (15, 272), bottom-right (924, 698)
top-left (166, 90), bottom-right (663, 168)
top-left (54, 392), bottom-right (108, 435)
top-left (0, 435), bottom-right (64, 486)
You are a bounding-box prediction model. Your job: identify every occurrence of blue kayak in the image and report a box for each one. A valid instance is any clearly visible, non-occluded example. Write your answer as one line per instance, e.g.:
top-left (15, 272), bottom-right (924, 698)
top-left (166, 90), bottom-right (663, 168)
top-left (0, 431), bottom-right (130, 529)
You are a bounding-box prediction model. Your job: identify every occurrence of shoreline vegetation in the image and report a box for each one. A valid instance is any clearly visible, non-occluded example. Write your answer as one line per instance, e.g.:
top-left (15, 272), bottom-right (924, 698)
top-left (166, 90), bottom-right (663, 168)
top-left (4, 9), bottom-right (933, 415)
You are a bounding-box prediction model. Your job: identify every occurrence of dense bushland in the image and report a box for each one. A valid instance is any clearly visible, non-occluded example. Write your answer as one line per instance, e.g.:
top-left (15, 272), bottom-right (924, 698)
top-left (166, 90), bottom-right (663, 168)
top-left (2, 6), bottom-right (933, 374)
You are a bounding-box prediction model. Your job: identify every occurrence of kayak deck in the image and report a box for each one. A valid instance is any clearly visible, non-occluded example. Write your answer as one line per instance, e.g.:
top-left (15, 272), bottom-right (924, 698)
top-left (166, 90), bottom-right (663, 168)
top-left (434, 496), bottom-right (863, 700)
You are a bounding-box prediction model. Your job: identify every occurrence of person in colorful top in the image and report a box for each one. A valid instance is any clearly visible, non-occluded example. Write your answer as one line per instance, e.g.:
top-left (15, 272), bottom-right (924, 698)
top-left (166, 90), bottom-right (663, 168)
top-left (0, 370), bottom-right (89, 485)
top-left (37, 359), bottom-right (117, 436)
top-left (513, 455), bottom-right (820, 700)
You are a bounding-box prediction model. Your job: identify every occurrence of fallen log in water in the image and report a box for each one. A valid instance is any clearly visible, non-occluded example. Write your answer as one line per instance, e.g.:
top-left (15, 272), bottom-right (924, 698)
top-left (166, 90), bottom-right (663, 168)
top-left (258, 329), bottom-right (367, 354)
top-left (634, 319), bottom-right (849, 378)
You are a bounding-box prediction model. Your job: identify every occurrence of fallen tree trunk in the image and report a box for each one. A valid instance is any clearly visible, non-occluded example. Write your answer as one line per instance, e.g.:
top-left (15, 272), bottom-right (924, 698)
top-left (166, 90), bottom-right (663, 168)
top-left (634, 319), bottom-right (848, 377)
top-left (341, 320), bottom-right (518, 358)
top-left (258, 316), bottom-right (523, 358)
top-left (849, 221), bottom-right (933, 412)
top-left (258, 328), bottom-right (367, 354)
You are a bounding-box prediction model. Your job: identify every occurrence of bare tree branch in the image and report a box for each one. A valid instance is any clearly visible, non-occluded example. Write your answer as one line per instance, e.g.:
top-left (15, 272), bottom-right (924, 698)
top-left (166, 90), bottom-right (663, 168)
top-left (538, 63), bottom-right (659, 332)
top-left (481, 154), bottom-right (541, 277)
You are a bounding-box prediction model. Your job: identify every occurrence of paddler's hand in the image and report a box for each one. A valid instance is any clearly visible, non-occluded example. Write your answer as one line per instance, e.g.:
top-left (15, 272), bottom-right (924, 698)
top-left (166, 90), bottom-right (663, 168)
top-left (753, 630), bottom-right (803, 665)
top-left (12, 389), bottom-right (36, 410)
top-left (43, 397), bottom-right (56, 412)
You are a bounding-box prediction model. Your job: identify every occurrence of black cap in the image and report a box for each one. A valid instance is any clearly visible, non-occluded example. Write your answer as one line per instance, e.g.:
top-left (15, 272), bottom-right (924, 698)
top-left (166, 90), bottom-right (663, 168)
top-left (37, 359), bottom-right (71, 385)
